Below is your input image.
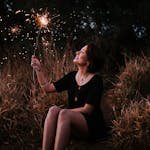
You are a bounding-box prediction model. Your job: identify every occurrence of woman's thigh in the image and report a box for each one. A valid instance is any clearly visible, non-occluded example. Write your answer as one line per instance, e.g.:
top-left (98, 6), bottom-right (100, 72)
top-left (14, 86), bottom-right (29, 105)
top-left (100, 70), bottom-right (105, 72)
top-left (61, 110), bottom-right (89, 138)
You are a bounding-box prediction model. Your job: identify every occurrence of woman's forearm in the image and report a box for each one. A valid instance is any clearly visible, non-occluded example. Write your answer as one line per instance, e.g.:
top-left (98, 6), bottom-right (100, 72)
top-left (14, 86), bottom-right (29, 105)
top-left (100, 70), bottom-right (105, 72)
top-left (35, 69), bottom-right (49, 87)
top-left (70, 104), bottom-right (93, 115)
top-left (70, 107), bottom-right (86, 113)
top-left (70, 107), bottom-right (83, 112)
top-left (35, 69), bottom-right (56, 93)
top-left (31, 55), bottom-right (55, 92)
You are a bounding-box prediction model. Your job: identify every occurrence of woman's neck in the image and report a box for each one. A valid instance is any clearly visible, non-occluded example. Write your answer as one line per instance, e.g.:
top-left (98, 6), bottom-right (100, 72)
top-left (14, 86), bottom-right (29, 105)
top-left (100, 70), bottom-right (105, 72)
top-left (77, 67), bottom-right (89, 76)
top-left (76, 68), bottom-right (95, 86)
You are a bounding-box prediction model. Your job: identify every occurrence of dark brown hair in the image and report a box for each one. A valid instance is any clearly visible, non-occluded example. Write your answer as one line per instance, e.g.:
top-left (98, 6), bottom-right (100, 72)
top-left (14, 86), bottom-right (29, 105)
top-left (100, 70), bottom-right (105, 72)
top-left (86, 43), bottom-right (104, 73)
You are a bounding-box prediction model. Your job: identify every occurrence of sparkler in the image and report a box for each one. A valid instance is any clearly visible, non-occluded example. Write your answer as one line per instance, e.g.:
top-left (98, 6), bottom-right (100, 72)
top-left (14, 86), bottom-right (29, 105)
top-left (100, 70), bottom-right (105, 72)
top-left (33, 11), bottom-right (50, 55)
top-left (8, 25), bottom-right (22, 42)
top-left (32, 10), bottom-right (51, 82)
top-left (32, 9), bottom-right (60, 82)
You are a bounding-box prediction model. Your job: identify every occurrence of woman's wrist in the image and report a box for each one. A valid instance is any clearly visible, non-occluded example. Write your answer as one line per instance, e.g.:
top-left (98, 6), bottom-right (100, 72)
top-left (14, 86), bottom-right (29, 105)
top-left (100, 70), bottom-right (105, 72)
top-left (40, 80), bottom-right (51, 88)
top-left (34, 66), bottom-right (42, 73)
top-left (35, 68), bottom-right (41, 72)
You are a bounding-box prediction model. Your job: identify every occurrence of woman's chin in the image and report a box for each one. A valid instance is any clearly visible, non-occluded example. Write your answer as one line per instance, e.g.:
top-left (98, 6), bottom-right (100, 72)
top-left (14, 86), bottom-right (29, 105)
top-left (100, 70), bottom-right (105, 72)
top-left (73, 59), bottom-right (78, 64)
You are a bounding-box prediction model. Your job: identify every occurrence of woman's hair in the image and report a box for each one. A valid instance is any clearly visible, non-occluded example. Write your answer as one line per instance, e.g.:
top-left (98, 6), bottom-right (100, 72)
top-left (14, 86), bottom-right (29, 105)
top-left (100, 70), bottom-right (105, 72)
top-left (86, 43), bottom-right (104, 73)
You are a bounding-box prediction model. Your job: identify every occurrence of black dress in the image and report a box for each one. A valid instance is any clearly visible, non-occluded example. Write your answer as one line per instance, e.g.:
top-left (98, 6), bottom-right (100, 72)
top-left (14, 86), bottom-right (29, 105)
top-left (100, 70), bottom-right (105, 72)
top-left (53, 71), bottom-right (108, 139)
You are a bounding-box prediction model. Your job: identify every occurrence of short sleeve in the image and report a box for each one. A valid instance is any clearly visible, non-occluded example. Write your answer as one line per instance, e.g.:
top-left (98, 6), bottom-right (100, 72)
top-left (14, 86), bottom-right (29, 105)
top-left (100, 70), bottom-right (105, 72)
top-left (86, 76), bottom-right (103, 106)
top-left (53, 72), bottom-right (74, 92)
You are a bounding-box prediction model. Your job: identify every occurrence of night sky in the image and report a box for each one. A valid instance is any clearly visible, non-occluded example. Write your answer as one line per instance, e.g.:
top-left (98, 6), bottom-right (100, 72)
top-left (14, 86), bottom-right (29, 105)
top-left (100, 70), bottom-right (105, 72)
top-left (0, 0), bottom-right (149, 66)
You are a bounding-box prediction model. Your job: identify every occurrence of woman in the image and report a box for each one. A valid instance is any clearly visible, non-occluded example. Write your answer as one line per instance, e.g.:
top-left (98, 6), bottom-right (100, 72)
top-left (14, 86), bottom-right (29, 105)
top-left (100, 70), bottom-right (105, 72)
top-left (31, 43), bottom-right (108, 150)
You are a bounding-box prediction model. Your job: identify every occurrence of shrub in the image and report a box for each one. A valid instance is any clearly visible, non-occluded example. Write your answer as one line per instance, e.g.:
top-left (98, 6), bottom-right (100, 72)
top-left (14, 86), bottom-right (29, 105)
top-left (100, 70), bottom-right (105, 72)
top-left (111, 100), bottom-right (150, 150)
top-left (105, 56), bottom-right (150, 116)
top-left (104, 56), bottom-right (150, 149)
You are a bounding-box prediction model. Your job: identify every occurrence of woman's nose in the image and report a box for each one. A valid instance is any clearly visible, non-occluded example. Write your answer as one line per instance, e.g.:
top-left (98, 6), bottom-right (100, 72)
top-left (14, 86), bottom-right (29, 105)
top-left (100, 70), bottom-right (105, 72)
top-left (76, 51), bottom-right (80, 55)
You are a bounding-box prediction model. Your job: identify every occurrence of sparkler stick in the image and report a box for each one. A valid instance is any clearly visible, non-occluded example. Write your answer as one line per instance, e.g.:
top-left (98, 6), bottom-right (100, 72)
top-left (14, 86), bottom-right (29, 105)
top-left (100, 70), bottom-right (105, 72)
top-left (32, 12), bottom-right (50, 82)
top-left (32, 10), bottom-right (60, 83)
top-left (32, 28), bottom-right (41, 82)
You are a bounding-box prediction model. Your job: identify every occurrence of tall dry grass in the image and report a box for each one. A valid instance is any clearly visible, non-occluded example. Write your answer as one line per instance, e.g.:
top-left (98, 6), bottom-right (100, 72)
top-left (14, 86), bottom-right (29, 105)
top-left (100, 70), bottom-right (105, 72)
top-left (0, 43), bottom-right (149, 149)
top-left (112, 100), bottom-right (150, 150)
top-left (105, 56), bottom-right (150, 115)
top-left (0, 45), bottom-right (75, 149)
top-left (104, 56), bottom-right (150, 150)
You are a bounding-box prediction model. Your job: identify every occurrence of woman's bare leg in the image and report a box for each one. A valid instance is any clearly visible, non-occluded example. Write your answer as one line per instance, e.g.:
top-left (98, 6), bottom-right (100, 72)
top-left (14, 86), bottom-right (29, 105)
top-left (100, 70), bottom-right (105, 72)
top-left (42, 105), bottom-right (61, 150)
top-left (54, 109), bottom-right (88, 150)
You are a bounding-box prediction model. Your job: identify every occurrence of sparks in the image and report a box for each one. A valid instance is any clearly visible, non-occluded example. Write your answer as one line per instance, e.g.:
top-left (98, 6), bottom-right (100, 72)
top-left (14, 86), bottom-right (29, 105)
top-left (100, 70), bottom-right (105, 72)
top-left (15, 10), bottom-right (22, 14)
top-left (42, 37), bottom-right (50, 47)
top-left (36, 14), bottom-right (49, 28)
top-left (32, 9), bottom-right (51, 29)
top-left (10, 25), bottom-right (21, 34)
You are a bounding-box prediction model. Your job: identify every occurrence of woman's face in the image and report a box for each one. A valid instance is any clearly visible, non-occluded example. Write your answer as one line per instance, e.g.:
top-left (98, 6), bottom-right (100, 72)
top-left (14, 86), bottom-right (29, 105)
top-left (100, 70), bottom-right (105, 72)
top-left (73, 45), bottom-right (89, 66)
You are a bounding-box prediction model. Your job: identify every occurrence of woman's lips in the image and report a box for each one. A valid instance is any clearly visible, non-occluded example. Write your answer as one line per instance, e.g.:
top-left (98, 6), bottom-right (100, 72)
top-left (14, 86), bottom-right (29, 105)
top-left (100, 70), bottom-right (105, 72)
top-left (74, 56), bottom-right (78, 60)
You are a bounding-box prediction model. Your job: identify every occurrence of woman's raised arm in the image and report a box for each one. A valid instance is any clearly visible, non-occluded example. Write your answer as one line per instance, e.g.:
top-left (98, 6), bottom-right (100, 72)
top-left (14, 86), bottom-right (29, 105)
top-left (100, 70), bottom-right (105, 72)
top-left (31, 55), bottom-right (56, 93)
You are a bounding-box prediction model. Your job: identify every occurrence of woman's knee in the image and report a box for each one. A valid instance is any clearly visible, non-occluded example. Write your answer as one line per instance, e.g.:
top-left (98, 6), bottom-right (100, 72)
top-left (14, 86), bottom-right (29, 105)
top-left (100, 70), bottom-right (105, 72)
top-left (58, 109), bottom-right (70, 122)
top-left (46, 106), bottom-right (60, 120)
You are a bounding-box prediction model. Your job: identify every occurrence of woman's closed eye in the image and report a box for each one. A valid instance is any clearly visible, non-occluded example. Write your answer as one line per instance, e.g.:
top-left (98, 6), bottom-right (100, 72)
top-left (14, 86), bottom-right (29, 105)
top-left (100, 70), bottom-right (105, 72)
top-left (76, 50), bottom-right (85, 55)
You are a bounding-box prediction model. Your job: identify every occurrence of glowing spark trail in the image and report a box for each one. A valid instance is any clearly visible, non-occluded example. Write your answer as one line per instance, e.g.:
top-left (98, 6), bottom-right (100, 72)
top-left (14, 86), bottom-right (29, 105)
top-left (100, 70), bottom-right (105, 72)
top-left (35, 14), bottom-right (49, 28)
top-left (32, 10), bottom-right (51, 82)
top-left (31, 10), bottom-right (60, 82)
top-left (31, 10), bottom-right (51, 54)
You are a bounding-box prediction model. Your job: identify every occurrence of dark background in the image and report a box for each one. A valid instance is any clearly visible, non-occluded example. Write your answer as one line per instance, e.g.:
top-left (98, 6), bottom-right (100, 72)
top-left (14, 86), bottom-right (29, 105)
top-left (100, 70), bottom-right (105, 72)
top-left (0, 0), bottom-right (150, 70)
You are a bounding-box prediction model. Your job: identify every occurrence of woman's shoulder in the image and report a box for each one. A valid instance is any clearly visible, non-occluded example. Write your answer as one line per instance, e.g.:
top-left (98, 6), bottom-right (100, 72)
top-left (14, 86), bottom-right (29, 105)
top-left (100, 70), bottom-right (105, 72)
top-left (92, 73), bottom-right (103, 82)
top-left (89, 73), bottom-right (103, 88)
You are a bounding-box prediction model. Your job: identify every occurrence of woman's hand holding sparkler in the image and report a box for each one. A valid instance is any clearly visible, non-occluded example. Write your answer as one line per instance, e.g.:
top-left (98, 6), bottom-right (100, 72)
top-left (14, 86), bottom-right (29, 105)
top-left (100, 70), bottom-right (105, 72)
top-left (31, 55), bottom-right (53, 91)
top-left (31, 55), bottom-right (42, 72)
top-left (30, 10), bottom-right (60, 92)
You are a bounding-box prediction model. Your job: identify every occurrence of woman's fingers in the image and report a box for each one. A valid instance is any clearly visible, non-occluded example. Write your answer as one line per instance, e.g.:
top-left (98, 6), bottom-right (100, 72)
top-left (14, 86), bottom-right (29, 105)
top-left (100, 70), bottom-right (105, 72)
top-left (32, 55), bottom-right (36, 59)
top-left (31, 56), bottom-right (40, 64)
top-left (31, 55), bottom-right (41, 71)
